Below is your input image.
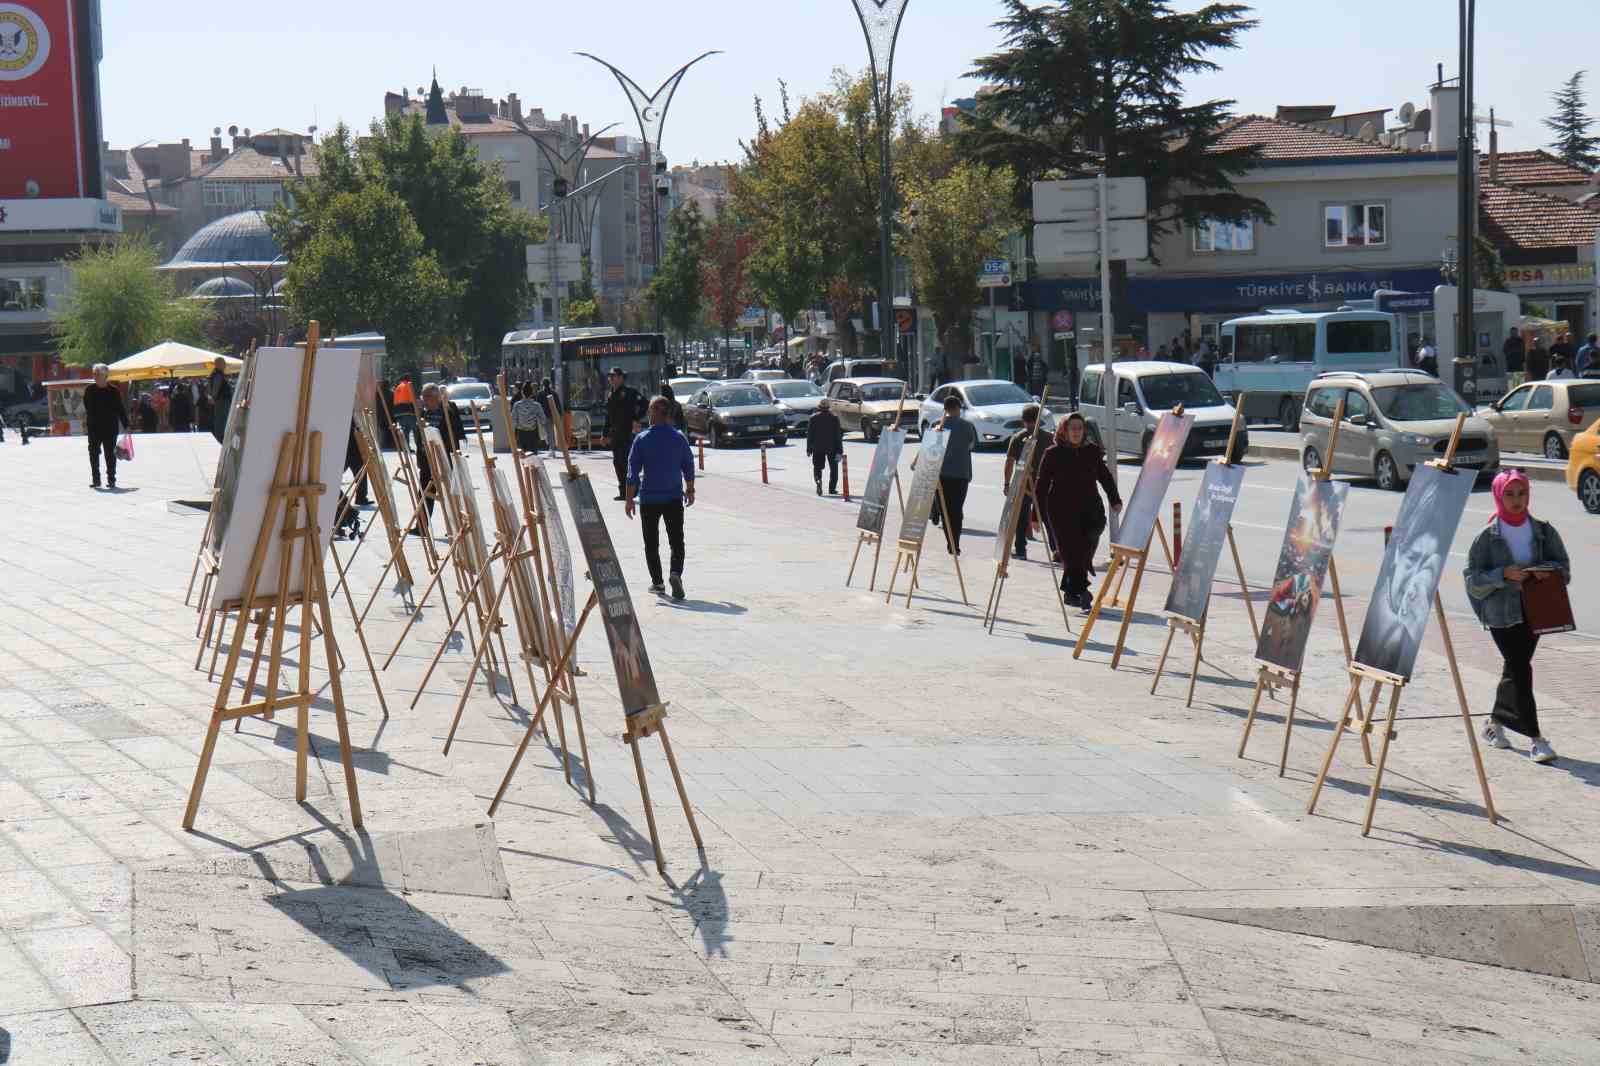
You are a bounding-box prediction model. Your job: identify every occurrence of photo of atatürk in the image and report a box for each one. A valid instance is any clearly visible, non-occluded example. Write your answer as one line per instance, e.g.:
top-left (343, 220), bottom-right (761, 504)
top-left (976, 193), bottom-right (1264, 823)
top-left (1163, 462), bottom-right (1245, 621)
top-left (897, 428), bottom-right (948, 549)
top-left (857, 428), bottom-right (908, 536)
top-left (1354, 463), bottom-right (1474, 680)
top-left (1256, 472), bottom-right (1350, 673)
top-left (1114, 411), bottom-right (1194, 552)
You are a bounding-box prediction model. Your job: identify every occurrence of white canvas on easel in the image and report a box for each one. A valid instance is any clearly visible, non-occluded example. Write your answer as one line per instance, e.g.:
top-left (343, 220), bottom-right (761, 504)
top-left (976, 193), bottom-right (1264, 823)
top-left (211, 347), bottom-right (360, 610)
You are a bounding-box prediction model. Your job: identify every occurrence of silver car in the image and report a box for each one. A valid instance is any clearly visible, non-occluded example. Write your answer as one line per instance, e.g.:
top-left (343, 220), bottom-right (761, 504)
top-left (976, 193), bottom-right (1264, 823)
top-left (1299, 370), bottom-right (1500, 490)
top-left (756, 379), bottom-right (825, 435)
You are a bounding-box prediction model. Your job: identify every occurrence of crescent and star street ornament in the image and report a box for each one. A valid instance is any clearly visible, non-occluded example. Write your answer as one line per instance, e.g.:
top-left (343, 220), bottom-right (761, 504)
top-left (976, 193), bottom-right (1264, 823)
top-left (850, 0), bottom-right (910, 111)
top-left (574, 51), bottom-right (722, 156)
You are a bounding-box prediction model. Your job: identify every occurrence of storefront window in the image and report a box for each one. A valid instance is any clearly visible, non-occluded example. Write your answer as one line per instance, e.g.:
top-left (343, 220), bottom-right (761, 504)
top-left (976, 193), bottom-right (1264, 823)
top-left (1325, 203), bottom-right (1387, 248)
top-left (0, 277), bottom-right (45, 311)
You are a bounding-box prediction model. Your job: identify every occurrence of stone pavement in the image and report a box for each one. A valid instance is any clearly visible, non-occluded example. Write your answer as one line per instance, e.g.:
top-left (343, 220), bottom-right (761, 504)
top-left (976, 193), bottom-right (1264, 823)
top-left (3, 430), bottom-right (1600, 1065)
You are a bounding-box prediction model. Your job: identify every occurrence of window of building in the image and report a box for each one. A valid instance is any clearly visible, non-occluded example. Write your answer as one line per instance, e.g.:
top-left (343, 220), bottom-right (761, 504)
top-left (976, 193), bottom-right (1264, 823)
top-left (203, 181), bottom-right (285, 209)
top-left (1192, 218), bottom-right (1254, 253)
top-left (506, 180), bottom-right (522, 202)
top-left (0, 276), bottom-right (45, 311)
top-left (1324, 203), bottom-right (1387, 248)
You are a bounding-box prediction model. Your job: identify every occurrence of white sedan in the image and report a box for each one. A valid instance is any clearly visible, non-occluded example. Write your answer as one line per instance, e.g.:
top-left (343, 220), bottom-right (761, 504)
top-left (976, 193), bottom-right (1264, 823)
top-left (756, 379), bottom-right (826, 435)
top-left (917, 379), bottom-right (1057, 447)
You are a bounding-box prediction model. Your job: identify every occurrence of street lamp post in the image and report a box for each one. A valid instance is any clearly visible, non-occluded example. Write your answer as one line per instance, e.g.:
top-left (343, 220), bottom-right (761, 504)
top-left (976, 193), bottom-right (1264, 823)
top-left (576, 51), bottom-right (722, 337)
top-left (1455, 0), bottom-right (1477, 396)
top-left (850, 0), bottom-right (910, 372)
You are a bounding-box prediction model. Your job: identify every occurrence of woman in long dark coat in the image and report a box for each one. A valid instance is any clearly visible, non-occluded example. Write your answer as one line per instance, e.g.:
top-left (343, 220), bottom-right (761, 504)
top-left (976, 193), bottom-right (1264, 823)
top-left (1033, 413), bottom-right (1122, 608)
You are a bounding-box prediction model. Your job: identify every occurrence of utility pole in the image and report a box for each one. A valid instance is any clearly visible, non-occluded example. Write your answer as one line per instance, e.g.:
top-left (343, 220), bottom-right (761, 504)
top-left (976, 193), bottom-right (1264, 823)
top-left (1455, 0), bottom-right (1477, 397)
top-left (850, 0), bottom-right (911, 368)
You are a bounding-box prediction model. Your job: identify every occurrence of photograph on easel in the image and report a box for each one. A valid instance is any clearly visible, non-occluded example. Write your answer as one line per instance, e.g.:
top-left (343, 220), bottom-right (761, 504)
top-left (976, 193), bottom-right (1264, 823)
top-left (856, 427), bottom-right (908, 536)
top-left (1256, 472), bottom-right (1349, 673)
top-left (1164, 462), bottom-right (1246, 621)
top-left (209, 354), bottom-right (259, 558)
top-left (563, 473), bottom-right (661, 716)
top-left (898, 428), bottom-right (949, 547)
top-left (1354, 463), bottom-right (1474, 680)
top-left (532, 460), bottom-right (578, 638)
top-left (993, 435), bottom-right (1039, 566)
top-left (1113, 410), bottom-right (1194, 551)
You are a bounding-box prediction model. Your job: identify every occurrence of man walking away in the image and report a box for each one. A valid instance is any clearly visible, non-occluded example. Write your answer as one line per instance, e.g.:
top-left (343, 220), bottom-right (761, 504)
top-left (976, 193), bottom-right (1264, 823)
top-left (1415, 337), bottom-right (1439, 377)
top-left (625, 396), bottom-right (696, 600)
top-left (1026, 345), bottom-right (1048, 397)
top-left (1503, 328), bottom-right (1526, 388)
top-left (606, 367), bottom-right (647, 501)
top-left (937, 395), bottom-right (978, 554)
top-left (807, 397), bottom-right (844, 495)
top-left (535, 377), bottom-right (562, 454)
top-left (512, 381), bottom-right (544, 452)
top-left (83, 363), bottom-right (128, 489)
top-left (1004, 404), bottom-right (1051, 559)
top-left (392, 375), bottom-right (418, 441)
top-left (409, 382), bottom-right (467, 536)
top-left (1527, 334), bottom-right (1551, 382)
top-left (1577, 333), bottom-right (1599, 377)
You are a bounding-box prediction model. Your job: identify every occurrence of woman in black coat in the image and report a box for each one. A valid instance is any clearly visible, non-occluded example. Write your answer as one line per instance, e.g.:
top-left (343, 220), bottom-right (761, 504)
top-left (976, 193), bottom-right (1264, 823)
top-left (1033, 413), bottom-right (1122, 608)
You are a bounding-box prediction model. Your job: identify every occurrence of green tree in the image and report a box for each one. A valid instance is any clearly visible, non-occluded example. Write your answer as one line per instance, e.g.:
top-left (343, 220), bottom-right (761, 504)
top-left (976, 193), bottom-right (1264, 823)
top-left (648, 201), bottom-right (708, 356)
top-left (1543, 71), bottom-right (1599, 170)
top-left (958, 0), bottom-right (1271, 333)
top-left (281, 185), bottom-right (455, 366)
top-left (899, 163), bottom-right (1021, 376)
top-left (54, 237), bottom-right (208, 366)
top-left (271, 114), bottom-right (542, 369)
top-left (701, 210), bottom-right (756, 350)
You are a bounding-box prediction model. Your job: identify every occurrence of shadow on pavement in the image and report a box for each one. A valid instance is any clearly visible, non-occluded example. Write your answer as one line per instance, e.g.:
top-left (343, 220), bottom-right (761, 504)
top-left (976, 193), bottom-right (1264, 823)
top-left (657, 599), bottom-right (748, 616)
top-left (651, 859), bottom-right (732, 959)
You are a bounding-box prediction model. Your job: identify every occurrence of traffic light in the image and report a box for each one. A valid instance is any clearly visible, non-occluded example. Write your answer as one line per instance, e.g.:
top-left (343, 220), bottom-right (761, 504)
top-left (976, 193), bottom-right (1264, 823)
top-left (745, 336), bottom-right (753, 349)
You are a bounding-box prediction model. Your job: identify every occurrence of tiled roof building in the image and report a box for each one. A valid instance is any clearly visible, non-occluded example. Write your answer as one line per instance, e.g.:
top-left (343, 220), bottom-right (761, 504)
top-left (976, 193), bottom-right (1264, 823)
top-left (1479, 183), bottom-right (1600, 256)
top-left (1478, 150), bottom-right (1594, 195)
top-left (1209, 115), bottom-right (1410, 162)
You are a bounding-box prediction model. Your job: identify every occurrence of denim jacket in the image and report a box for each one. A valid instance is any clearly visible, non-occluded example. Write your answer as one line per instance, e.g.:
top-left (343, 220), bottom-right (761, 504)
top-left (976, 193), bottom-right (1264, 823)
top-left (1463, 518), bottom-right (1571, 629)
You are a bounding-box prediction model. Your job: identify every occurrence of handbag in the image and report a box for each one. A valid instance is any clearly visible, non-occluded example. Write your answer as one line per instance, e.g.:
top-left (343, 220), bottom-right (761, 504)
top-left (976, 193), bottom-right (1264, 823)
top-left (116, 431), bottom-right (135, 462)
top-left (1521, 570), bottom-right (1574, 635)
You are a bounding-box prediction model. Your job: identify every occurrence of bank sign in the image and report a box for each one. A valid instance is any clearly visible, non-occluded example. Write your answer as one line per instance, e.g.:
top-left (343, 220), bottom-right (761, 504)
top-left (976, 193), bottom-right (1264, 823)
top-left (1025, 267), bottom-right (1444, 314)
top-left (0, 1), bottom-right (101, 199)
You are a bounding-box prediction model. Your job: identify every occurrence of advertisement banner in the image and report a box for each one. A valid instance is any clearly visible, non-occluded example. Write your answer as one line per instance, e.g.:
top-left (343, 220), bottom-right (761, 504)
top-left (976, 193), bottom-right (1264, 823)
top-left (0, 1), bottom-right (100, 199)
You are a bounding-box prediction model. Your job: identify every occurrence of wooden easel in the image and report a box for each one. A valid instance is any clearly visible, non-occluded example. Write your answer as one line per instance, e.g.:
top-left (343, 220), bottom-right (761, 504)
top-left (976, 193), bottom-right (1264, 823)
top-left (1071, 405), bottom-right (1187, 669)
top-left (1237, 395), bottom-right (1358, 774)
top-left (487, 432), bottom-right (702, 877)
top-left (1150, 409), bottom-right (1258, 704)
top-left (982, 390), bottom-right (1072, 634)
top-left (186, 343), bottom-right (255, 617)
top-left (1304, 415), bottom-right (1496, 836)
top-left (885, 416), bottom-right (969, 609)
top-left (183, 323), bottom-right (364, 830)
top-left (846, 388), bottom-right (910, 592)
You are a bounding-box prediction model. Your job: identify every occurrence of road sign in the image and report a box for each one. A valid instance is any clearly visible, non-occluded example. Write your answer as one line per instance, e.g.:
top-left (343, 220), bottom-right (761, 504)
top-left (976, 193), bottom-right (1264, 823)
top-left (737, 306), bottom-right (767, 329)
top-left (895, 308), bottom-right (915, 335)
top-left (982, 258), bottom-right (1011, 276)
top-left (1034, 218), bottom-right (1149, 265)
top-left (1032, 177), bottom-right (1147, 222)
top-left (526, 242), bottom-right (584, 285)
top-left (978, 272), bottom-right (1011, 288)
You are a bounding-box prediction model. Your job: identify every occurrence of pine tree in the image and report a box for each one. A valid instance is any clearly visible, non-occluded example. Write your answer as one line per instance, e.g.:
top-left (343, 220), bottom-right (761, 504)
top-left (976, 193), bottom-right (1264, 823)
top-left (1544, 71), bottom-right (1599, 170)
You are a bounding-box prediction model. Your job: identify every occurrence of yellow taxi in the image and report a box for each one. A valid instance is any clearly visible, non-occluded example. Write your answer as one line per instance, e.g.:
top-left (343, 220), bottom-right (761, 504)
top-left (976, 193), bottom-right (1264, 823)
top-left (1566, 415), bottom-right (1600, 513)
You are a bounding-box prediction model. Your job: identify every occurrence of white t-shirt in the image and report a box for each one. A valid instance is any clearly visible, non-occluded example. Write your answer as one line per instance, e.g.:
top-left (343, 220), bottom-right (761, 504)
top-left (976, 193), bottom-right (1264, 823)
top-left (1500, 518), bottom-right (1535, 566)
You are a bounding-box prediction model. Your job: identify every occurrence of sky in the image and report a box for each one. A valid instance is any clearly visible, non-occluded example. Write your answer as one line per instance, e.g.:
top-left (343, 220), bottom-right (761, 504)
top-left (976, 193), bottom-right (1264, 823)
top-left (101, 1), bottom-right (1600, 164)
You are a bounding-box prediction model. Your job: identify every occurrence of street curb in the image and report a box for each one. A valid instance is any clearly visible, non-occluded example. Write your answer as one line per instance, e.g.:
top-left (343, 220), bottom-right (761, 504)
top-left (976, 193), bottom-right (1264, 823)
top-left (1244, 443), bottom-right (1568, 484)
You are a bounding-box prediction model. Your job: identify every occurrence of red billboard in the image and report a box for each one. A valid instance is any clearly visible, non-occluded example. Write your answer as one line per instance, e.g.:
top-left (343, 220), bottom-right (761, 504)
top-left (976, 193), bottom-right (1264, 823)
top-left (0, 1), bottom-right (101, 199)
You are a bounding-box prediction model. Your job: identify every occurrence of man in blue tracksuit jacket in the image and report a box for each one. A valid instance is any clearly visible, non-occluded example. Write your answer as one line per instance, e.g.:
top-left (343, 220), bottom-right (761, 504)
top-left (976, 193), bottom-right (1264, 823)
top-left (625, 395), bottom-right (697, 600)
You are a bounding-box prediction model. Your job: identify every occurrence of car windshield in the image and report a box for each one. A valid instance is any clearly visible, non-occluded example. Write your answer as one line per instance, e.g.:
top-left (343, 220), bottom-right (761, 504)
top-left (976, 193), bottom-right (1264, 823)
top-left (964, 383), bottom-right (1033, 407)
top-left (448, 384), bottom-right (492, 401)
top-left (768, 382), bottom-right (821, 398)
top-left (712, 388), bottom-right (766, 407)
top-left (1137, 373), bottom-right (1224, 410)
top-left (1372, 383), bottom-right (1470, 421)
top-left (861, 383), bottom-right (907, 402)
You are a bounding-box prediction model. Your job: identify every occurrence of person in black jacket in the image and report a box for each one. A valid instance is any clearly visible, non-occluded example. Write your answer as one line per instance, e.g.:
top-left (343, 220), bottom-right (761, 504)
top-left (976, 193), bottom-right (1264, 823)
top-left (408, 382), bottom-right (467, 536)
top-left (1034, 413), bottom-right (1122, 608)
top-left (82, 364), bottom-right (128, 489)
top-left (807, 397), bottom-right (844, 495)
top-left (605, 367), bottom-right (647, 501)
top-left (169, 378), bottom-right (194, 432)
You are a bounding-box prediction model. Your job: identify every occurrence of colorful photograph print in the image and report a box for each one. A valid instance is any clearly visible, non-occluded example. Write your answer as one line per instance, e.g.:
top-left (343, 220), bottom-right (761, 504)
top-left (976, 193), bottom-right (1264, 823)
top-left (1114, 411), bottom-right (1194, 552)
top-left (1163, 462), bottom-right (1246, 621)
top-left (1255, 472), bottom-right (1350, 673)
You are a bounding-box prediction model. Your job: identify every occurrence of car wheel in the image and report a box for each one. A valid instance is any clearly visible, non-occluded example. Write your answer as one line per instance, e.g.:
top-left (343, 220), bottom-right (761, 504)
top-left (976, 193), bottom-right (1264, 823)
top-left (1579, 469), bottom-right (1600, 514)
top-left (865, 422), bottom-right (879, 443)
top-left (1543, 431), bottom-right (1568, 460)
top-left (920, 420), bottom-right (930, 438)
top-left (1279, 397), bottom-right (1300, 433)
top-left (1302, 446), bottom-right (1322, 476)
top-left (1375, 450), bottom-right (1403, 491)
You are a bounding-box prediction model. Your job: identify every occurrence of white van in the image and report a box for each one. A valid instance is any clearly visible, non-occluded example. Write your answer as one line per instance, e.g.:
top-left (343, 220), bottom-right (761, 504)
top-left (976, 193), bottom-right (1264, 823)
top-left (1216, 309), bottom-right (1403, 431)
top-left (1078, 361), bottom-right (1248, 461)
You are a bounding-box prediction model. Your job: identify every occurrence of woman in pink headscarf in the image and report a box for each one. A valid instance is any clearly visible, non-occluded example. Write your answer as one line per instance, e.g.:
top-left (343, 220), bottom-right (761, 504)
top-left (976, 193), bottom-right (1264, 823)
top-left (1463, 470), bottom-right (1571, 763)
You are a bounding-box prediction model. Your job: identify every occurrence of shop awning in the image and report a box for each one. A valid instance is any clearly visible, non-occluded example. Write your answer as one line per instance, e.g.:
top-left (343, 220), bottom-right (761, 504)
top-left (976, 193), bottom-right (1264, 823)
top-left (106, 341), bottom-right (240, 382)
top-left (786, 336), bottom-right (808, 349)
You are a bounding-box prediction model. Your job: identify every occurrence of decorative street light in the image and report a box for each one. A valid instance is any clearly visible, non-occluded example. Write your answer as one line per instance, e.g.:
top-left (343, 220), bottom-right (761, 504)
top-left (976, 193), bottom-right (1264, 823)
top-left (575, 50), bottom-right (722, 333)
top-left (850, 0), bottom-right (910, 370)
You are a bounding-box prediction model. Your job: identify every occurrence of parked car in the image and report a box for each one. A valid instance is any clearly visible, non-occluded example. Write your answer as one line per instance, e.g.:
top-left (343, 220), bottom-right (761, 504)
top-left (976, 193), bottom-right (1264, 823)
top-left (755, 379), bottom-right (826, 436)
top-left (1298, 370), bottom-right (1499, 491)
top-left (699, 361), bottom-right (723, 380)
top-left (916, 379), bottom-right (1057, 447)
top-left (667, 376), bottom-right (711, 397)
top-left (683, 384), bottom-right (788, 447)
top-left (3, 395), bottom-right (49, 429)
top-left (821, 358), bottom-right (893, 387)
top-left (1480, 379), bottom-right (1600, 460)
top-left (1078, 361), bottom-right (1248, 462)
top-left (1565, 416), bottom-right (1600, 513)
top-left (446, 381), bottom-right (494, 420)
top-left (824, 377), bottom-right (918, 441)
top-left (741, 368), bottom-right (788, 382)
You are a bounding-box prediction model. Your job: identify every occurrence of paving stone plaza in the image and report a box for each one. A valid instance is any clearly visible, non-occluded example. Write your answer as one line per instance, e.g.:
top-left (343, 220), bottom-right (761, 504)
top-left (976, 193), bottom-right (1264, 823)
top-left (2, 430), bottom-right (1599, 1065)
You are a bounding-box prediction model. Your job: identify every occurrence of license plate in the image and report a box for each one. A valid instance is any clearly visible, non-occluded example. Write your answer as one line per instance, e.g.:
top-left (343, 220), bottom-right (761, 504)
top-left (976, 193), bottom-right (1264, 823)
top-left (1202, 439), bottom-right (1225, 449)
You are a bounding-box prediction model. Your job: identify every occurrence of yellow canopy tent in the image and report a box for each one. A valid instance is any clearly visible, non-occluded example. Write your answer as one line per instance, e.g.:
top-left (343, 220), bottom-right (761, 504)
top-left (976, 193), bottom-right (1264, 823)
top-left (106, 341), bottom-right (241, 382)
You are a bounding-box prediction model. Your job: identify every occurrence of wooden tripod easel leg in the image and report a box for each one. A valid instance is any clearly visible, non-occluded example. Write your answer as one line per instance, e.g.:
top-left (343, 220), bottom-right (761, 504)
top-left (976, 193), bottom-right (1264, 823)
top-left (629, 737), bottom-right (667, 876)
top-left (1150, 622), bottom-right (1178, 694)
top-left (1227, 526), bottom-right (1260, 641)
top-left (905, 552), bottom-right (921, 609)
top-left (409, 559), bottom-right (494, 709)
top-left (657, 723), bottom-right (703, 852)
top-left (1359, 682), bottom-right (1403, 836)
top-left (1354, 681), bottom-right (1380, 766)
top-left (1072, 553), bottom-right (1124, 660)
top-left (1435, 597), bottom-right (1497, 824)
top-left (984, 570), bottom-right (1005, 632)
top-left (441, 564), bottom-right (522, 753)
top-left (383, 536), bottom-right (466, 669)
top-left (327, 538), bottom-right (390, 719)
top-left (1185, 619), bottom-right (1206, 708)
top-left (1276, 671), bottom-right (1302, 776)
top-left (1109, 550), bottom-right (1150, 671)
top-left (869, 531), bottom-right (885, 591)
top-left (308, 531), bottom-right (364, 828)
top-left (1237, 669), bottom-right (1269, 758)
top-left (1307, 674), bottom-right (1365, 815)
top-left (1327, 556), bottom-right (1353, 664)
top-left (847, 533), bottom-right (867, 587)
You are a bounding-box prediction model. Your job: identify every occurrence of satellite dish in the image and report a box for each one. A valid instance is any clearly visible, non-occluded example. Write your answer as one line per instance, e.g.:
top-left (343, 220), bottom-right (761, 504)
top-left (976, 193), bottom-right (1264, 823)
top-left (212, 126), bottom-right (221, 136)
top-left (227, 125), bottom-right (238, 136)
top-left (1397, 101), bottom-right (1416, 125)
top-left (1358, 121), bottom-right (1377, 141)
top-left (243, 128), bottom-right (251, 137)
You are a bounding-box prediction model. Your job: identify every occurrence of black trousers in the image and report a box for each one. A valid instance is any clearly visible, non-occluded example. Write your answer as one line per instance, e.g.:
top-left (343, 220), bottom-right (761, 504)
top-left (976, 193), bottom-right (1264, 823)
top-left (88, 427), bottom-right (117, 484)
top-left (937, 476), bottom-right (970, 552)
top-left (1014, 497), bottom-right (1034, 555)
top-left (1490, 621), bottom-right (1541, 738)
top-left (612, 435), bottom-right (634, 493)
top-left (811, 452), bottom-right (839, 491)
top-left (345, 448), bottom-right (369, 504)
top-left (640, 500), bottom-right (685, 584)
top-left (516, 428), bottom-right (540, 453)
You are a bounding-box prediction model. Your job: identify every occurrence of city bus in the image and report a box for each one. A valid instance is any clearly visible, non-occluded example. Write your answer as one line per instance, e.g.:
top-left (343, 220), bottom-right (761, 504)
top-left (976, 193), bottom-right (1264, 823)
top-left (1216, 309), bottom-right (1404, 430)
top-left (500, 327), bottom-right (668, 440)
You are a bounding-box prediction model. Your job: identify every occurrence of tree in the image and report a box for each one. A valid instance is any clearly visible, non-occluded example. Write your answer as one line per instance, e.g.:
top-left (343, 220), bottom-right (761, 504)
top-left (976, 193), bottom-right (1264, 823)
top-left (958, 0), bottom-right (1271, 334)
top-left (900, 163), bottom-right (1021, 376)
top-left (648, 201), bottom-right (708, 355)
top-left (281, 185), bottom-right (456, 367)
top-left (701, 210), bottom-right (756, 348)
top-left (1544, 71), bottom-right (1600, 170)
top-left (55, 237), bottom-right (208, 366)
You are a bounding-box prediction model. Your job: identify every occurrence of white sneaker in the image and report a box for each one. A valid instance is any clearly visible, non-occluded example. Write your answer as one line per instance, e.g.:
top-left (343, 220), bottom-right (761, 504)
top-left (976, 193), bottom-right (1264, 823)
top-left (1530, 738), bottom-right (1557, 764)
top-left (1483, 721), bottom-right (1511, 750)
